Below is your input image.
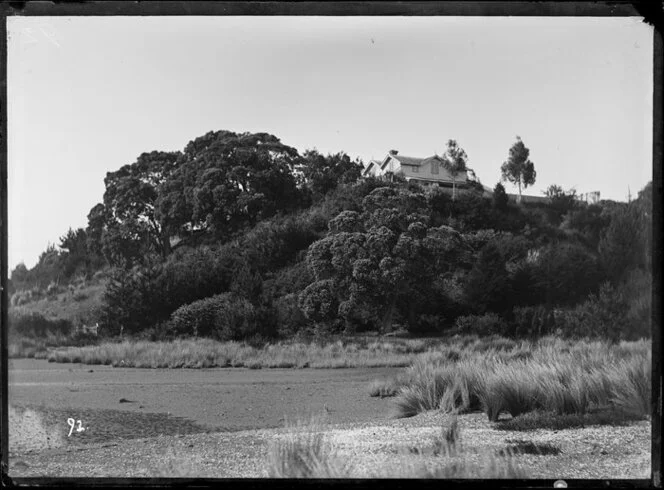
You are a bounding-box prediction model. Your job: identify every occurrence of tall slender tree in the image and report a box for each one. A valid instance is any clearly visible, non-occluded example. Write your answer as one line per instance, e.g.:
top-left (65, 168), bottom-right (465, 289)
top-left (441, 139), bottom-right (468, 201)
top-left (500, 136), bottom-right (536, 204)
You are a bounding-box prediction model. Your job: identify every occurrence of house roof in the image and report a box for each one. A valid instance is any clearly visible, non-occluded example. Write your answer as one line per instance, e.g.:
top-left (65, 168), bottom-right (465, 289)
top-left (390, 155), bottom-right (426, 166)
top-left (420, 155), bottom-right (447, 167)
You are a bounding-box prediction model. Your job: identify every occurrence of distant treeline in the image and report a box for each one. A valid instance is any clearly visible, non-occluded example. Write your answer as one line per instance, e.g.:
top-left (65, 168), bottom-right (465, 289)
top-left (10, 130), bottom-right (652, 343)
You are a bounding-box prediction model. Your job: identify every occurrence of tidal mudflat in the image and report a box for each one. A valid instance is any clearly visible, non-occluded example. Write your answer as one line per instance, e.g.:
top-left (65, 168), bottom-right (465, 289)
top-left (8, 358), bottom-right (402, 451)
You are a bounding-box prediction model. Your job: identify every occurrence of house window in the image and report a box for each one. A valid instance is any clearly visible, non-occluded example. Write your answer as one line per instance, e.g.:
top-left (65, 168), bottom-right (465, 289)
top-left (412, 166), bottom-right (418, 173)
top-left (431, 161), bottom-right (439, 174)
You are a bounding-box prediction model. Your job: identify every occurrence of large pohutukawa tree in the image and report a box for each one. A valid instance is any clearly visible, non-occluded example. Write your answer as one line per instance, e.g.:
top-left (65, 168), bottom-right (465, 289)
top-left (86, 150), bottom-right (183, 267)
top-left (299, 186), bottom-right (472, 333)
top-left (155, 130), bottom-right (302, 242)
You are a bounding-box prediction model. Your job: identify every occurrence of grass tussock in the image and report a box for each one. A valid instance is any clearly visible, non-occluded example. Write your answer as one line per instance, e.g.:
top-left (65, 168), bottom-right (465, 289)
top-left (432, 415), bottom-right (461, 457)
top-left (389, 336), bottom-right (651, 425)
top-left (266, 417), bottom-right (351, 478)
top-left (368, 378), bottom-right (402, 398)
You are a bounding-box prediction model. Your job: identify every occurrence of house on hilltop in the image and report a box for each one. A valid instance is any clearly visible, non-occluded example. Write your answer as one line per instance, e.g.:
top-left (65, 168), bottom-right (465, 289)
top-left (363, 150), bottom-right (471, 188)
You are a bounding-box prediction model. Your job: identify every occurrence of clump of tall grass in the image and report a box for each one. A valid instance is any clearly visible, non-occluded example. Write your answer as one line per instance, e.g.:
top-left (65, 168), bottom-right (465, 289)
top-left (266, 418), bottom-right (351, 478)
top-left (392, 356), bottom-right (486, 417)
top-left (391, 336), bottom-right (651, 423)
top-left (609, 351), bottom-right (652, 418)
top-left (368, 378), bottom-right (402, 398)
top-left (432, 415), bottom-right (461, 457)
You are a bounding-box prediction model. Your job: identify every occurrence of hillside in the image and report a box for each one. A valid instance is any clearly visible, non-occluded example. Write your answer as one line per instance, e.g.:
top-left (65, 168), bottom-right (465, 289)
top-left (7, 130), bottom-right (652, 354)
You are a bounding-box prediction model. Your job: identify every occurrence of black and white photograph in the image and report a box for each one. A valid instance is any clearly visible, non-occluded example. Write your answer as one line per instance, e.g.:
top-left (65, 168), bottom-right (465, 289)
top-left (2, 2), bottom-right (657, 482)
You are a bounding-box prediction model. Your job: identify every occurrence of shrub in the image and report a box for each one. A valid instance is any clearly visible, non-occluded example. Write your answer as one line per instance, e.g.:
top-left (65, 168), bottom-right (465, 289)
top-left (262, 261), bottom-right (315, 302)
top-left (599, 203), bottom-right (648, 281)
top-left (555, 282), bottom-right (641, 341)
top-left (463, 242), bottom-right (514, 314)
top-left (46, 281), bottom-right (60, 297)
top-left (531, 242), bottom-right (603, 306)
top-left (168, 293), bottom-right (261, 341)
top-left (561, 204), bottom-right (609, 249)
top-left (450, 192), bottom-right (495, 231)
top-left (72, 291), bottom-right (88, 302)
top-left (492, 182), bottom-right (509, 210)
top-left (8, 309), bottom-right (73, 337)
top-left (453, 313), bottom-right (508, 337)
top-left (10, 290), bottom-right (34, 306)
top-left (298, 280), bottom-right (338, 324)
top-left (510, 305), bottom-right (557, 338)
top-left (273, 294), bottom-right (308, 338)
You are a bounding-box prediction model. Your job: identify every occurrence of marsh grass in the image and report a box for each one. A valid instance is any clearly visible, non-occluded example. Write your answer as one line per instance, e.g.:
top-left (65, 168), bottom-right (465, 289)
top-left (45, 337), bottom-right (443, 368)
top-left (390, 336), bottom-right (651, 424)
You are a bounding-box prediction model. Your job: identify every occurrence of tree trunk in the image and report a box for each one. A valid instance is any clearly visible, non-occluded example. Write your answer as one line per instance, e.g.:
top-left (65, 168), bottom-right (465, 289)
top-left (517, 180), bottom-right (522, 204)
top-left (452, 175), bottom-right (456, 201)
top-left (380, 299), bottom-right (397, 333)
top-left (160, 231), bottom-right (172, 258)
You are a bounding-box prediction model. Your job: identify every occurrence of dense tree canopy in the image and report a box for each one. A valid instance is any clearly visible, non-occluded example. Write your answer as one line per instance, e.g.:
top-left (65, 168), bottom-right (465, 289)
top-left (11, 127), bottom-right (652, 344)
top-left (300, 186), bottom-right (472, 333)
top-left (155, 131), bottom-right (302, 241)
top-left (299, 149), bottom-right (363, 200)
top-left (87, 151), bottom-right (182, 266)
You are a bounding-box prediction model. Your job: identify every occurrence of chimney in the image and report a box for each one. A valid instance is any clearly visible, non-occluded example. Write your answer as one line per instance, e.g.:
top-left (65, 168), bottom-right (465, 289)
top-left (389, 149), bottom-right (398, 156)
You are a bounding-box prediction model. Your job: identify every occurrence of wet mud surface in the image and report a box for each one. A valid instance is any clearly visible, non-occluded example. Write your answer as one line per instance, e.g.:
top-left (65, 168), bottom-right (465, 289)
top-left (8, 359), bottom-right (402, 454)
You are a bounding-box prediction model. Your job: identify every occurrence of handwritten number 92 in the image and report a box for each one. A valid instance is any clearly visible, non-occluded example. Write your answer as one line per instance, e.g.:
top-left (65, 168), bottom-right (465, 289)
top-left (67, 418), bottom-right (86, 437)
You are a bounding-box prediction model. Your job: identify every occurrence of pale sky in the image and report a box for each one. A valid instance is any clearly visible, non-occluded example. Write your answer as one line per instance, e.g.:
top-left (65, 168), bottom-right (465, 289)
top-left (7, 16), bottom-right (653, 270)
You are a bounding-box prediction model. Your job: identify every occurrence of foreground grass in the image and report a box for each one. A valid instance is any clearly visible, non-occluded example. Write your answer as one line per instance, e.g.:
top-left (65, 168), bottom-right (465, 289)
top-left (266, 415), bottom-right (528, 478)
top-left (379, 336), bottom-right (651, 423)
top-left (44, 337), bottom-right (442, 368)
top-left (267, 417), bottom-right (352, 478)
